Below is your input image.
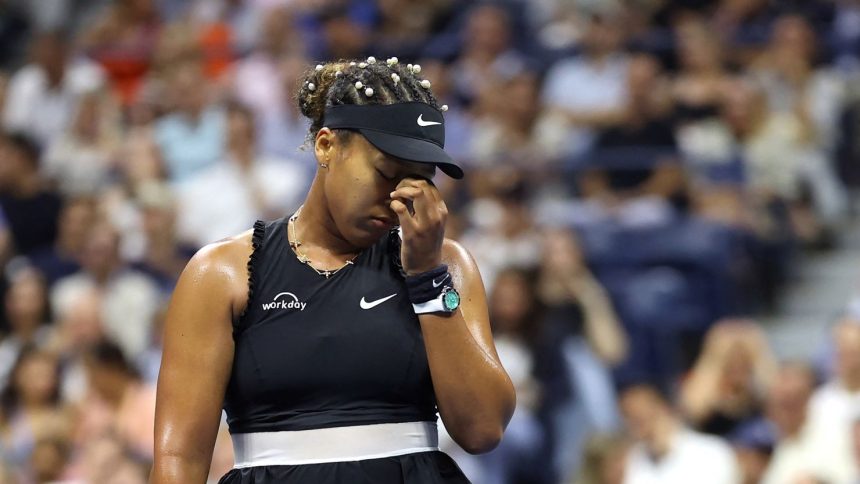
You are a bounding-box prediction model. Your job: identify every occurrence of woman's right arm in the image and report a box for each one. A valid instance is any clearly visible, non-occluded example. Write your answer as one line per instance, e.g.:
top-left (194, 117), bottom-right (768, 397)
top-left (150, 234), bottom-right (251, 483)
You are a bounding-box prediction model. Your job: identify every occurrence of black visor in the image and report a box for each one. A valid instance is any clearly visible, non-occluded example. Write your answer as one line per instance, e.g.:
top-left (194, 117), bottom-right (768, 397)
top-left (322, 102), bottom-right (464, 179)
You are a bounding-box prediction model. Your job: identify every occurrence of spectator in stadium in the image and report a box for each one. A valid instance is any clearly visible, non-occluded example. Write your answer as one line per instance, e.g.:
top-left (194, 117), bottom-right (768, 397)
top-left (571, 433), bottom-right (629, 484)
top-left (251, 53), bottom-right (316, 162)
top-left (0, 267), bottom-right (51, 389)
top-left (758, 362), bottom-right (827, 484)
top-left (752, 14), bottom-right (846, 153)
top-left (2, 30), bottom-right (104, 147)
top-left (592, 53), bottom-right (684, 210)
top-left (27, 197), bottom-right (93, 287)
top-left (538, 228), bottom-right (628, 480)
top-left (0, 347), bottom-right (70, 469)
top-left (78, 0), bottom-right (161, 106)
top-left (232, 5), bottom-right (303, 121)
top-left (619, 383), bottom-right (741, 484)
top-left (80, 339), bottom-right (156, 460)
top-left (720, 77), bottom-right (846, 244)
top-left (801, 321), bottom-right (860, 483)
top-left (729, 418), bottom-right (775, 484)
top-left (27, 434), bottom-right (72, 484)
top-left (680, 319), bottom-right (776, 437)
top-left (154, 60), bottom-right (226, 182)
top-left (460, 171), bottom-right (542, 292)
top-left (174, 100), bottom-right (309, 246)
top-left (42, 90), bottom-right (122, 197)
top-left (542, 8), bottom-right (630, 158)
top-left (0, 132), bottom-right (62, 256)
top-left (468, 67), bottom-right (568, 169)
top-left (130, 181), bottom-right (196, 294)
top-left (672, 19), bottom-right (732, 128)
top-left (370, 0), bottom-right (457, 60)
top-left (450, 3), bottom-right (526, 107)
top-left (50, 220), bottom-right (161, 360)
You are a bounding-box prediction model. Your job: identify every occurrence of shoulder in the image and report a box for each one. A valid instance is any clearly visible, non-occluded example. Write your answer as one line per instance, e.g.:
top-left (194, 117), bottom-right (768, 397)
top-left (441, 238), bottom-right (476, 270)
top-left (441, 238), bottom-right (485, 289)
top-left (179, 229), bottom-right (255, 316)
top-left (186, 229), bottom-right (254, 279)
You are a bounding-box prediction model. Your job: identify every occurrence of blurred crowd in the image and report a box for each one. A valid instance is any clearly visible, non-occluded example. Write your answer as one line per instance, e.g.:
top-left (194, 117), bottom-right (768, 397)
top-left (0, 0), bottom-right (859, 483)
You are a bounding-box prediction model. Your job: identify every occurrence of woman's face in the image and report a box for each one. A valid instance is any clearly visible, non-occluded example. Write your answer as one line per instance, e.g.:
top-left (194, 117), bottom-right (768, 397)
top-left (316, 130), bottom-right (436, 248)
top-left (5, 270), bottom-right (47, 329)
top-left (490, 271), bottom-right (532, 332)
top-left (15, 354), bottom-right (58, 406)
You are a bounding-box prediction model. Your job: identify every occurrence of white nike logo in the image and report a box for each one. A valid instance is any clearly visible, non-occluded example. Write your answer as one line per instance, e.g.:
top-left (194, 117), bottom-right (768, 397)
top-left (360, 293), bottom-right (398, 309)
top-left (432, 274), bottom-right (450, 288)
top-left (417, 114), bottom-right (441, 127)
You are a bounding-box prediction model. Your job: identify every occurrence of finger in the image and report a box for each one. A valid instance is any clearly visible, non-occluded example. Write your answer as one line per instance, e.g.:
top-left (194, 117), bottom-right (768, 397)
top-left (411, 185), bottom-right (432, 226)
top-left (390, 199), bottom-right (417, 231)
top-left (389, 187), bottom-right (424, 201)
top-left (421, 183), bottom-right (446, 224)
top-left (396, 177), bottom-right (434, 190)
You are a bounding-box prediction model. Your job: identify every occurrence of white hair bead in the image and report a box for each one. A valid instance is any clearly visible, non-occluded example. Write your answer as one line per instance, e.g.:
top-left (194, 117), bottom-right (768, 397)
top-left (365, 87), bottom-right (374, 96)
top-left (335, 70), bottom-right (342, 77)
top-left (391, 73), bottom-right (400, 84)
top-left (359, 62), bottom-right (368, 68)
top-left (413, 64), bottom-right (421, 74)
top-left (387, 57), bottom-right (398, 66)
top-left (355, 81), bottom-right (363, 89)
top-left (420, 79), bottom-right (431, 89)
top-left (308, 83), bottom-right (316, 91)
top-left (315, 64), bottom-right (324, 71)
top-left (407, 64), bottom-right (413, 71)
top-left (440, 104), bottom-right (449, 112)
top-left (367, 56), bottom-right (377, 64)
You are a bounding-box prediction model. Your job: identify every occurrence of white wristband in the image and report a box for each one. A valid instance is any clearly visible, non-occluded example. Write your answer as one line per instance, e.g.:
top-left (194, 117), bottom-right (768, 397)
top-left (412, 295), bottom-right (446, 315)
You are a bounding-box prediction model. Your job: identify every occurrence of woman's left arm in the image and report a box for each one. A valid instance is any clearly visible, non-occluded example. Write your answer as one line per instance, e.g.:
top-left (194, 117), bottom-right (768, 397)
top-left (390, 178), bottom-right (515, 454)
top-left (419, 240), bottom-right (516, 454)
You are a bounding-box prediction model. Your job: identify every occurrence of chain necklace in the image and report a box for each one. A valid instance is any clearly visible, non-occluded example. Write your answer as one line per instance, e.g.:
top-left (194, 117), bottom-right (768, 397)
top-left (287, 206), bottom-right (359, 278)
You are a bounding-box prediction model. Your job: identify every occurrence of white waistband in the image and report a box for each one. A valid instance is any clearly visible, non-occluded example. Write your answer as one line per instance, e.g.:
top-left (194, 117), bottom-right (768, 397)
top-left (231, 421), bottom-right (439, 467)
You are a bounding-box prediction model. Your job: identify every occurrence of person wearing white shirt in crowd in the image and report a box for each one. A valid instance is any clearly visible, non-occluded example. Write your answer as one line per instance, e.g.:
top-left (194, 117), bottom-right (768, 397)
top-left (174, 101), bottom-right (310, 247)
top-left (760, 362), bottom-right (830, 484)
top-left (541, 8), bottom-right (630, 158)
top-left (50, 220), bottom-right (161, 361)
top-left (804, 321), bottom-right (860, 484)
top-left (3, 31), bottom-right (104, 147)
top-left (620, 383), bottom-right (741, 484)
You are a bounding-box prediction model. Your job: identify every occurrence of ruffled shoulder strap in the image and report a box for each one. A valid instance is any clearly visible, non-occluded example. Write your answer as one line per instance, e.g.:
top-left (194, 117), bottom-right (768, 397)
top-left (234, 220), bottom-right (266, 336)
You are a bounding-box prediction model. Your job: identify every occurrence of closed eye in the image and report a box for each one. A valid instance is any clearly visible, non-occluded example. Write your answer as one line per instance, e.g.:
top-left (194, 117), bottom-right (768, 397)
top-left (376, 169), bottom-right (396, 181)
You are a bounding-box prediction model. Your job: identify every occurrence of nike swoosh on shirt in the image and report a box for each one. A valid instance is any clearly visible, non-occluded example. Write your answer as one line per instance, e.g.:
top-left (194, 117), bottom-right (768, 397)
top-left (432, 274), bottom-right (450, 288)
top-left (417, 114), bottom-right (441, 127)
top-left (360, 294), bottom-right (398, 309)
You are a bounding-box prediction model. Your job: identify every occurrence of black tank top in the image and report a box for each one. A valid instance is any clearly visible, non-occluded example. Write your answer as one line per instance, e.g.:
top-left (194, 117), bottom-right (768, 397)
top-left (223, 217), bottom-right (438, 434)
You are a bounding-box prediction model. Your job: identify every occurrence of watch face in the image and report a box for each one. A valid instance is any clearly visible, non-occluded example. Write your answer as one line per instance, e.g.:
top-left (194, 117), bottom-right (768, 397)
top-left (442, 288), bottom-right (460, 311)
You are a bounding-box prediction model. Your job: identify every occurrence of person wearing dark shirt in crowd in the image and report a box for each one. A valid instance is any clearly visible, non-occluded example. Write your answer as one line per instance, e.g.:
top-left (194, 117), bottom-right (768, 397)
top-left (537, 228), bottom-right (628, 482)
top-left (0, 132), bottom-right (62, 256)
top-left (28, 197), bottom-right (94, 288)
top-left (592, 54), bottom-right (683, 203)
top-left (130, 182), bottom-right (196, 294)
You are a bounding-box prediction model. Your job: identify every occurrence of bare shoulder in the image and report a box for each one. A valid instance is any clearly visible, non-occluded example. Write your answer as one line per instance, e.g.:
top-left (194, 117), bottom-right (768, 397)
top-left (179, 229), bottom-right (255, 320)
top-left (441, 238), bottom-right (478, 271)
top-left (440, 238), bottom-right (483, 290)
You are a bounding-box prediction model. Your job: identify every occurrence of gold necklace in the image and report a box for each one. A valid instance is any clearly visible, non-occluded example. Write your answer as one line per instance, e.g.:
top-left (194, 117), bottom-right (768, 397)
top-left (287, 206), bottom-right (358, 278)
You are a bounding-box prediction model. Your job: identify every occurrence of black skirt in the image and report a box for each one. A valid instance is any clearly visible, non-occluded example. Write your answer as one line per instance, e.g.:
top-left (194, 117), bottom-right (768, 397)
top-left (218, 451), bottom-right (471, 484)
